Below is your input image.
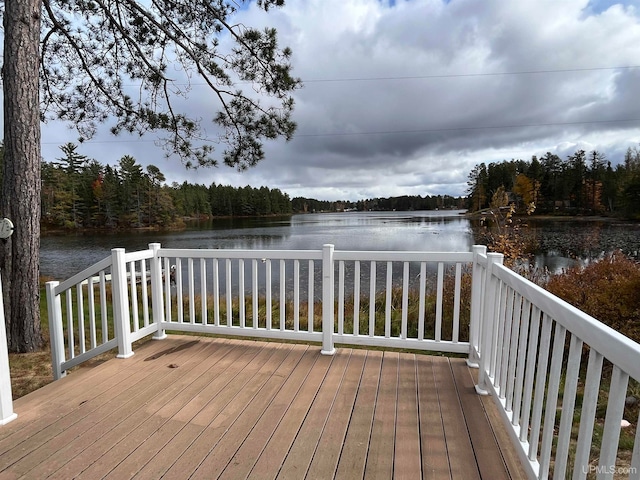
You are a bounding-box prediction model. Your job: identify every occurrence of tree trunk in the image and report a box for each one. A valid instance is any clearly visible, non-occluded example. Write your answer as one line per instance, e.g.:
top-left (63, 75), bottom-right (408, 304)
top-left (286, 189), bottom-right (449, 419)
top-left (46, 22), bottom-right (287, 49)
top-left (1, 0), bottom-right (43, 352)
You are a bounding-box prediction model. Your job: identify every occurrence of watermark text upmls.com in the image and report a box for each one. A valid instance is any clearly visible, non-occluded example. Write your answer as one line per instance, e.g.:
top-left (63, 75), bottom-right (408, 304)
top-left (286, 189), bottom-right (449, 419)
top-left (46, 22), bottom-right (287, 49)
top-left (583, 465), bottom-right (637, 475)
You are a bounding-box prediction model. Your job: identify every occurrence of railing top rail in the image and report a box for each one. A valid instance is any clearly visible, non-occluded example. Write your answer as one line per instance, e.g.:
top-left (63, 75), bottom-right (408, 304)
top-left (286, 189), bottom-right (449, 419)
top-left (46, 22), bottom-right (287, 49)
top-left (156, 247), bottom-right (475, 263)
top-left (123, 249), bottom-right (155, 263)
top-left (51, 256), bottom-right (112, 295)
top-left (492, 261), bottom-right (640, 382)
top-left (473, 249), bottom-right (489, 267)
top-left (333, 250), bottom-right (474, 262)
top-left (157, 247), bottom-right (323, 261)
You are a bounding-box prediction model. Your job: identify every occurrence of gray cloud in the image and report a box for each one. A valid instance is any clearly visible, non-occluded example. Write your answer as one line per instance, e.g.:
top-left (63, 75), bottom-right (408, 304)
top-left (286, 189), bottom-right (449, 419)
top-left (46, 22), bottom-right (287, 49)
top-left (31, 0), bottom-right (640, 200)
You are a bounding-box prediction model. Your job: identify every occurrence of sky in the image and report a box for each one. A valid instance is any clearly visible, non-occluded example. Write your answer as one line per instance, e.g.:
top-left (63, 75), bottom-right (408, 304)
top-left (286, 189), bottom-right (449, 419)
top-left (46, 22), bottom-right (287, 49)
top-left (36, 0), bottom-right (640, 201)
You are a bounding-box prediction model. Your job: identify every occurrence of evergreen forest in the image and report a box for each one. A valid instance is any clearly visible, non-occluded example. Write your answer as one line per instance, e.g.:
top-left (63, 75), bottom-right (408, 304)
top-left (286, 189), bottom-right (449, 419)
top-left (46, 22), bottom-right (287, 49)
top-left (38, 143), bottom-right (293, 229)
top-left (29, 143), bottom-right (465, 230)
top-left (13, 143), bottom-right (640, 232)
top-left (466, 146), bottom-right (640, 218)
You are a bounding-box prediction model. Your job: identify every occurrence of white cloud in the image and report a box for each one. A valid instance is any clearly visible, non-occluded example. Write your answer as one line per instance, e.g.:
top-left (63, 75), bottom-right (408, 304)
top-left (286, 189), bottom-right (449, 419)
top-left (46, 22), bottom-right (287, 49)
top-left (35, 0), bottom-right (640, 200)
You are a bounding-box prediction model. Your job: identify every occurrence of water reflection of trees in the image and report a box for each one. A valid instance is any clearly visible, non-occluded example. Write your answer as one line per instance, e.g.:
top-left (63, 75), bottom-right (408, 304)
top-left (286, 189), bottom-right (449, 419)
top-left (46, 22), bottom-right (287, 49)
top-left (525, 220), bottom-right (640, 260)
top-left (471, 218), bottom-right (640, 262)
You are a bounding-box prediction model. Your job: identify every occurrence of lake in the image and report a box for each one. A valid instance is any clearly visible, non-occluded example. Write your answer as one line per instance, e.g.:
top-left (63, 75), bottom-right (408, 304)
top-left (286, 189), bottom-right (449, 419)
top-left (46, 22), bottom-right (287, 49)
top-left (40, 210), bottom-right (640, 279)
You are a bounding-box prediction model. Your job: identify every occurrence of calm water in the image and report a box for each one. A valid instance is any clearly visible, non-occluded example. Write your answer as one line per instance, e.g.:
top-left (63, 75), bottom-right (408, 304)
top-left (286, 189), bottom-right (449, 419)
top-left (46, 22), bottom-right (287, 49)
top-left (40, 211), bottom-right (640, 279)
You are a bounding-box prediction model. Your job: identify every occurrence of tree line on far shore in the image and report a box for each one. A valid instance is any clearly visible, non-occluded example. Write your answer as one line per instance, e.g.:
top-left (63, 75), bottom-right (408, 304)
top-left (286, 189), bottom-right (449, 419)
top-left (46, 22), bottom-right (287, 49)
top-left (38, 143), bottom-right (293, 229)
top-left (13, 143), bottom-right (466, 231)
top-left (291, 195), bottom-right (465, 213)
top-left (466, 146), bottom-right (640, 217)
top-left (24, 142), bottom-right (640, 231)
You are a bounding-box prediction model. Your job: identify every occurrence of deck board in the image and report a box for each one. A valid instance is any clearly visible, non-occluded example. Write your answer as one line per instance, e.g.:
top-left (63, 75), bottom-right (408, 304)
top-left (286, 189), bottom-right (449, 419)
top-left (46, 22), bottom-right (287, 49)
top-left (450, 360), bottom-right (512, 480)
top-left (0, 335), bottom-right (523, 479)
top-left (434, 355), bottom-right (481, 480)
top-left (243, 352), bottom-right (333, 480)
top-left (103, 341), bottom-right (255, 479)
top-left (333, 350), bottom-right (382, 479)
top-left (417, 355), bottom-right (451, 479)
top-left (394, 353), bottom-right (422, 478)
top-left (1, 337), bottom-right (215, 477)
top-left (275, 348), bottom-right (352, 479)
top-left (143, 343), bottom-right (295, 479)
top-left (217, 345), bottom-right (322, 480)
top-left (306, 348), bottom-right (367, 479)
top-left (364, 351), bottom-right (398, 480)
top-left (132, 341), bottom-right (282, 480)
top-left (190, 344), bottom-right (311, 479)
top-left (50, 339), bottom-right (236, 479)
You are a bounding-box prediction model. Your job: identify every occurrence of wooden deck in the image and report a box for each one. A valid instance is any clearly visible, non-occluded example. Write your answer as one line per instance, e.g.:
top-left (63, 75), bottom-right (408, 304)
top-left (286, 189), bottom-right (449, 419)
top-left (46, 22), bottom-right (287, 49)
top-left (0, 336), bottom-right (526, 479)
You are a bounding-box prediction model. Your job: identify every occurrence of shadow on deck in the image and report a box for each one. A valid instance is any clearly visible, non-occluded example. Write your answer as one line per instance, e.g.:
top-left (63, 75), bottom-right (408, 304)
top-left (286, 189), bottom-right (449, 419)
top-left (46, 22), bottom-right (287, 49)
top-left (0, 336), bottom-right (527, 479)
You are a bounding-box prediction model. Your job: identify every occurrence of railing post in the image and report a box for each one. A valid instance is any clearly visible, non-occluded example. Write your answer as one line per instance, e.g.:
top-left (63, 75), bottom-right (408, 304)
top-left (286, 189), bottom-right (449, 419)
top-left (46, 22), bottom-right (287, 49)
top-left (46, 281), bottom-right (66, 380)
top-left (321, 244), bottom-right (335, 355)
top-left (475, 252), bottom-right (503, 395)
top-left (149, 243), bottom-right (166, 340)
top-left (112, 248), bottom-right (134, 359)
top-left (467, 245), bottom-right (487, 368)
top-left (0, 270), bottom-right (17, 425)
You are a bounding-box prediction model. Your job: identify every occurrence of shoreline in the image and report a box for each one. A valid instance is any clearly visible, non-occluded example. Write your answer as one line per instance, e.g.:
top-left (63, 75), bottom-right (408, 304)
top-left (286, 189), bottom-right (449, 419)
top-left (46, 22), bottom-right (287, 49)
top-left (466, 210), bottom-right (639, 223)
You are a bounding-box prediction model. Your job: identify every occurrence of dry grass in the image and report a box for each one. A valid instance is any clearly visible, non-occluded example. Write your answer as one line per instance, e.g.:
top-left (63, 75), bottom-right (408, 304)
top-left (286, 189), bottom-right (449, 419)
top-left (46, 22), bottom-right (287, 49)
top-left (8, 331), bottom-right (115, 400)
top-left (8, 285), bottom-right (54, 399)
top-left (9, 349), bottom-right (54, 399)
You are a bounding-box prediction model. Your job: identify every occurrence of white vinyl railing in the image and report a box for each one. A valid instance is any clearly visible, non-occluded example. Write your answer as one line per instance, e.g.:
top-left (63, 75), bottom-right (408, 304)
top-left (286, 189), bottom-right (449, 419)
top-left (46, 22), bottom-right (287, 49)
top-left (0, 270), bottom-right (17, 425)
top-left (41, 243), bottom-right (640, 479)
top-left (154, 246), bottom-right (325, 346)
top-left (330, 248), bottom-right (474, 354)
top-left (474, 249), bottom-right (640, 480)
top-left (45, 243), bottom-right (476, 378)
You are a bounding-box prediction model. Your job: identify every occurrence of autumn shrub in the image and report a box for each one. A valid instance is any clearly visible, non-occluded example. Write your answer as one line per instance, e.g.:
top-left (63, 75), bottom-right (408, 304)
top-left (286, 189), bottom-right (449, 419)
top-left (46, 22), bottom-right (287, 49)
top-left (544, 251), bottom-right (640, 341)
top-left (480, 187), bottom-right (538, 270)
